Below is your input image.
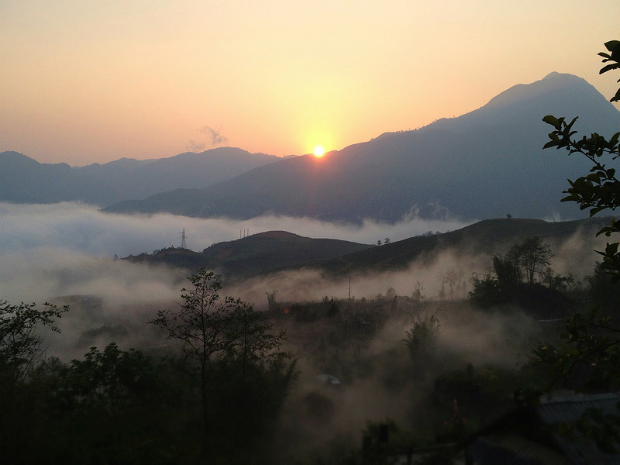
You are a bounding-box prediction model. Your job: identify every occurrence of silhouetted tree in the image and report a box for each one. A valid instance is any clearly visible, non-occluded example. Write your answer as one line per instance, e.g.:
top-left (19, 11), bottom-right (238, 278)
top-left (530, 39), bottom-right (620, 453)
top-left (150, 269), bottom-right (240, 436)
top-left (470, 237), bottom-right (554, 307)
top-left (0, 300), bottom-right (68, 387)
top-left (151, 268), bottom-right (293, 451)
top-left (403, 313), bottom-right (439, 360)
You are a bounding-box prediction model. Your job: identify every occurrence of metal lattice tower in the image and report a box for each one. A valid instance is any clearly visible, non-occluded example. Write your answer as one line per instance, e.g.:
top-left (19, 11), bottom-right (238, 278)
top-left (181, 228), bottom-right (187, 249)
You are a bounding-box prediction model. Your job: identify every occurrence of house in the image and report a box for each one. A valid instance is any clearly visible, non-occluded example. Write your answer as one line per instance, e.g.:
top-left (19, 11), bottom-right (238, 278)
top-left (465, 392), bottom-right (620, 465)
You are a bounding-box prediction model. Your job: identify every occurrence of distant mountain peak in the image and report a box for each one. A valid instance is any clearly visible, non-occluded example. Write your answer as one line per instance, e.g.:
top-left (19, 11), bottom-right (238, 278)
top-left (481, 72), bottom-right (594, 110)
top-left (0, 151), bottom-right (40, 166)
top-left (544, 71), bottom-right (588, 84)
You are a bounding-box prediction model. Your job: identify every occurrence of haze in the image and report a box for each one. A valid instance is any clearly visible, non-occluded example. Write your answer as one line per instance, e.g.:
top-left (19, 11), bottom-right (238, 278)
top-left (1, 1), bottom-right (618, 166)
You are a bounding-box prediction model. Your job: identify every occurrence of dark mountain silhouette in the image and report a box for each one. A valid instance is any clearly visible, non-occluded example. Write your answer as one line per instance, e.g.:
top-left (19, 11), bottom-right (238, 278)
top-left (125, 230), bottom-right (372, 280)
top-left (123, 217), bottom-right (609, 282)
top-left (105, 73), bottom-right (620, 222)
top-left (0, 147), bottom-right (279, 206)
top-left (320, 216), bottom-right (611, 276)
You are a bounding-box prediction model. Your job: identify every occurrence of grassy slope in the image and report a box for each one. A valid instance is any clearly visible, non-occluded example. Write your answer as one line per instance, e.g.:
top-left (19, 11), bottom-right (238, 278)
top-left (125, 217), bottom-right (611, 280)
top-left (320, 217), bottom-right (611, 275)
top-left (126, 231), bottom-right (372, 280)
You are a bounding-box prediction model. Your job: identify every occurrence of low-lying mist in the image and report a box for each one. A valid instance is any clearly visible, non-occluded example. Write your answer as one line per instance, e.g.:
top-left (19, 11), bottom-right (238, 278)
top-left (1, 202), bottom-right (610, 462)
top-left (0, 200), bottom-right (473, 303)
top-left (0, 201), bottom-right (605, 353)
top-left (0, 201), bottom-right (471, 258)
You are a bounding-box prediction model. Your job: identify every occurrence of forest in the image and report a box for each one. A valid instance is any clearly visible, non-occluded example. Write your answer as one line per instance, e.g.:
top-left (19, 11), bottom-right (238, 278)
top-left (1, 232), bottom-right (618, 464)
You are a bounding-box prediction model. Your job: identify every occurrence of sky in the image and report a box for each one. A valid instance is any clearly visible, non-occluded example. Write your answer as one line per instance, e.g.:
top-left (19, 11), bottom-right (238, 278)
top-left (1, 0), bottom-right (619, 166)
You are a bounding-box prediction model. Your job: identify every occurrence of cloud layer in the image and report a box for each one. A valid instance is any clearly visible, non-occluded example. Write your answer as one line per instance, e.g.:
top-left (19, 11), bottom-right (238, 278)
top-left (0, 202), bottom-right (471, 257)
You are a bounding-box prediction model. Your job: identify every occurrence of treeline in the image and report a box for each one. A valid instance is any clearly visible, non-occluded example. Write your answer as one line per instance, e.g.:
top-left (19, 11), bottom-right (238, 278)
top-left (468, 235), bottom-right (620, 317)
top-left (0, 272), bottom-right (296, 465)
top-left (2, 239), bottom-right (618, 464)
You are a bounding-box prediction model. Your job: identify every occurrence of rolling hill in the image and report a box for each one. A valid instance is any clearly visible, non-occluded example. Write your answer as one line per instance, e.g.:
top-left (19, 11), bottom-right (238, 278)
top-left (124, 230), bottom-right (372, 280)
top-left (104, 72), bottom-right (620, 223)
top-left (320, 216), bottom-right (611, 276)
top-left (124, 217), bottom-right (610, 282)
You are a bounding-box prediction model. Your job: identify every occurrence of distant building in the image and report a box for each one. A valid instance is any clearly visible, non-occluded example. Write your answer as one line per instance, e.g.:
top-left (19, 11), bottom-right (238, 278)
top-left (465, 392), bottom-right (620, 465)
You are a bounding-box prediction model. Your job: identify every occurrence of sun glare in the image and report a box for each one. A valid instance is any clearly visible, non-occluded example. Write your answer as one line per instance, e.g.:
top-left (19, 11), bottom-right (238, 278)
top-left (313, 146), bottom-right (325, 157)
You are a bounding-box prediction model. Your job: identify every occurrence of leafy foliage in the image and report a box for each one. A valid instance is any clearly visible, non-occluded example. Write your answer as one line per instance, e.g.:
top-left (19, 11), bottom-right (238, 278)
top-left (404, 312), bottom-right (440, 359)
top-left (531, 307), bottom-right (620, 392)
top-left (530, 39), bottom-right (620, 453)
top-left (60, 343), bottom-right (161, 409)
top-left (150, 267), bottom-right (294, 454)
top-left (469, 236), bottom-right (558, 310)
top-left (535, 40), bottom-right (620, 392)
top-left (0, 301), bottom-right (68, 463)
top-left (543, 40), bottom-right (620, 280)
top-left (0, 300), bottom-right (68, 385)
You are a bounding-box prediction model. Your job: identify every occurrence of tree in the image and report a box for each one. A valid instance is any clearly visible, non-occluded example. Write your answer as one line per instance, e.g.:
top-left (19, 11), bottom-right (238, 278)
top-left (150, 269), bottom-right (241, 436)
top-left (0, 300), bottom-right (68, 387)
top-left (543, 40), bottom-right (620, 279)
top-left (213, 303), bottom-right (295, 460)
top-left (469, 236), bottom-right (554, 307)
top-left (442, 267), bottom-right (465, 299)
top-left (403, 312), bottom-right (439, 360)
top-left (528, 40), bottom-right (620, 452)
top-left (61, 343), bottom-right (160, 409)
top-left (0, 301), bottom-right (68, 463)
top-left (227, 301), bottom-right (290, 394)
top-left (150, 268), bottom-right (292, 445)
top-left (56, 343), bottom-right (177, 464)
top-left (511, 236), bottom-right (552, 285)
top-left (411, 281), bottom-right (425, 306)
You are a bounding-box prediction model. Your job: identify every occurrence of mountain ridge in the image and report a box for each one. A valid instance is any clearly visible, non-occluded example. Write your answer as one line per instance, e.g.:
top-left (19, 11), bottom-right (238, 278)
top-left (105, 72), bottom-right (620, 223)
top-left (0, 147), bottom-right (281, 206)
top-left (122, 216), bottom-right (610, 282)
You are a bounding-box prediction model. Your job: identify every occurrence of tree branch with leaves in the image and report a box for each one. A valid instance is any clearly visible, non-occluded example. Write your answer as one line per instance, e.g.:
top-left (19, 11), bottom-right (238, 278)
top-left (530, 39), bottom-right (620, 453)
top-left (0, 300), bottom-right (68, 387)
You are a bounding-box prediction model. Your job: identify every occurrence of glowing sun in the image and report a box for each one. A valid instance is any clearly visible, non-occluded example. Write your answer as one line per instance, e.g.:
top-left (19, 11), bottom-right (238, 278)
top-left (313, 146), bottom-right (325, 157)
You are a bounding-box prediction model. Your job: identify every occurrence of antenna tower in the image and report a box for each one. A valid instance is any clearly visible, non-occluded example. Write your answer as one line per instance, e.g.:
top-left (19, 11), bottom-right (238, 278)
top-left (181, 228), bottom-right (187, 249)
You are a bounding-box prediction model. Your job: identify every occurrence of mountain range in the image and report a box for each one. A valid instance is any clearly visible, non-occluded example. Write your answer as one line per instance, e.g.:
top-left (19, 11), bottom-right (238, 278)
top-left (3, 72), bottom-right (619, 224)
top-left (0, 148), bottom-right (279, 206)
top-left (104, 72), bottom-right (620, 223)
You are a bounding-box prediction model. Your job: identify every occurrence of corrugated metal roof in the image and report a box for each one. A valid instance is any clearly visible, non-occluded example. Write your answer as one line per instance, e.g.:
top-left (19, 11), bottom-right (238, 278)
top-left (467, 433), bottom-right (570, 465)
top-left (536, 392), bottom-right (620, 465)
top-left (466, 393), bottom-right (620, 465)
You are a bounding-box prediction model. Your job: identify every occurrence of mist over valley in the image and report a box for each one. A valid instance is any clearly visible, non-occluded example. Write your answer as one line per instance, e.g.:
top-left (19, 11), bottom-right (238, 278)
top-left (3, 59), bottom-right (620, 464)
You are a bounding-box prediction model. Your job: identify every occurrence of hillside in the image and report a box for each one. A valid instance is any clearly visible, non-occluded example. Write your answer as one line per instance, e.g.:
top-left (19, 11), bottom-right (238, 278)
top-left (125, 231), bottom-right (372, 280)
top-left (104, 73), bottom-right (620, 223)
top-left (320, 217), bottom-right (611, 276)
top-left (125, 217), bottom-right (610, 281)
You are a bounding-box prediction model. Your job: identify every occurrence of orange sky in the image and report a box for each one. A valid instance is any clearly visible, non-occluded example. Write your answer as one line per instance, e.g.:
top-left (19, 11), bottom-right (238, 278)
top-left (1, 0), bottom-right (619, 166)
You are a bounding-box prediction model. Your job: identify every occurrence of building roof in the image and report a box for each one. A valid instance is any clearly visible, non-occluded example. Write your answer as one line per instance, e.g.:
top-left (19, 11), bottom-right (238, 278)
top-left (466, 392), bottom-right (620, 465)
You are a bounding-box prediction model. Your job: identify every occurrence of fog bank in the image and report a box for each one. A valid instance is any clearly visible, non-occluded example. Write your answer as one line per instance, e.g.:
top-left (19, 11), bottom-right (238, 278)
top-left (0, 202), bottom-right (471, 257)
